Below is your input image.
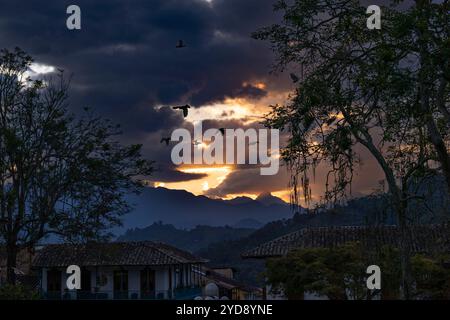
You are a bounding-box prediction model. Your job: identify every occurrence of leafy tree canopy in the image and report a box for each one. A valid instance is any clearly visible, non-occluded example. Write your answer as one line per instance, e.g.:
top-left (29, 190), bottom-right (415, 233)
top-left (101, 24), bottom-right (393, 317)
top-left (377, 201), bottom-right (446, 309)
top-left (0, 48), bottom-right (153, 283)
top-left (266, 243), bottom-right (450, 300)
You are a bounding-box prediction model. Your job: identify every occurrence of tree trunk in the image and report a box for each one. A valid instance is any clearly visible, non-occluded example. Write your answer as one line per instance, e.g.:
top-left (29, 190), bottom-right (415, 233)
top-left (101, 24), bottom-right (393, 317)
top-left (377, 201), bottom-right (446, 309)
top-left (6, 244), bottom-right (18, 285)
top-left (397, 202), bottom-right (412, 300)
top-left (425, 117), bottom-right (450, 194)
top-left (415, 0), bottom-right (450, 196)
top-left (347, 124), bottom-right (414, 299)
top-left (399, 234), bottom-right (413, 299)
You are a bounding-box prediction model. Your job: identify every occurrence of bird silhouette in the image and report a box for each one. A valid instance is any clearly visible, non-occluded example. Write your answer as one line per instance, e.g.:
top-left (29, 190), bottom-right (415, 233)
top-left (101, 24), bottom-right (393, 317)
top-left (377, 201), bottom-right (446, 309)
top-left (176, 40), bottom-right (186, 48)
top-left (290, 73), bottom-right (300, 83)
top-left (160, 137), bottom-right (171, 146)
top-left (173, 104), bottom-right (191, 117)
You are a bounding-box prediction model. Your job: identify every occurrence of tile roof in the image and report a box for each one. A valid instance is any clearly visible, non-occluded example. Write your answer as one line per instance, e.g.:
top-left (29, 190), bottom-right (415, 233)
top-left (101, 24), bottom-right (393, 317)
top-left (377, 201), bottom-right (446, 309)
top-left (32, 241), bottom-right (207, 267)
top-left (242, 224), bottom-right (450, 259)
top-left (202, 268), bottom-right (261, 293)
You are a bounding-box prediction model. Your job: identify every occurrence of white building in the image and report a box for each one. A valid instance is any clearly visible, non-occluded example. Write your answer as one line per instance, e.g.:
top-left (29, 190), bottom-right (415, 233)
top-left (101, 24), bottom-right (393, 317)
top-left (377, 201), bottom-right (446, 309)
top-left (32, 241), bottom-right (206, 300)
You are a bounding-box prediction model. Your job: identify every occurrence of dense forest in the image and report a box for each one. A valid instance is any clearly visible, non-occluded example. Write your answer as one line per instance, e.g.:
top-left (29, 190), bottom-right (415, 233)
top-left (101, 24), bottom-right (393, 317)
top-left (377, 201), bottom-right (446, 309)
top-left (117, 222), bottom-right (255, 252)
top-left (118, 177), bottom-right (450, 286)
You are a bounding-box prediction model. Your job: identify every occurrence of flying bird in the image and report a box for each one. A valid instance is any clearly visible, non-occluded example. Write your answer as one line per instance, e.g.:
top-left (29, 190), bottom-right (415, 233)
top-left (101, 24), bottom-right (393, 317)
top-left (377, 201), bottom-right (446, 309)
top-left (160, 137), bottom-right (171, 146)
top-left (173, 104), bottom-right (191, 117)
top-left (290, 73), bottom-right (300, 83)
top-left (176, 40), bottom-right (187, 48)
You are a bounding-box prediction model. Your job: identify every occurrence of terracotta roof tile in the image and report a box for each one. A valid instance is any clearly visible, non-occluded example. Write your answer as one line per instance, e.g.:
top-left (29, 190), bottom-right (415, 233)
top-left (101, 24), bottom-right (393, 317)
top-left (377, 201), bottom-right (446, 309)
top-left (242, 224), bottom-right (450, 258)
top-left (32, 241), bottom-right (207, 267)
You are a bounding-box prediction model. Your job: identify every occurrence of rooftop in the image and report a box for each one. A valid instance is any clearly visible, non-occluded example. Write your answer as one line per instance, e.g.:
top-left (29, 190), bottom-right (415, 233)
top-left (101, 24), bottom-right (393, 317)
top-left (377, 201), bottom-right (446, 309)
top-left (242, 224), bottom-right (450, 259)
top-left (32, 241), bottom-right (207, 267)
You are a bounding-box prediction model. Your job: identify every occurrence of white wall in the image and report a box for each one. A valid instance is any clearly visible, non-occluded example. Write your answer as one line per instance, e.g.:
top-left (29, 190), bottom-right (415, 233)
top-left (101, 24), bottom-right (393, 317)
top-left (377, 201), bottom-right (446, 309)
top-left (41, 267), bottom-right (47, 292)
top-left (127, 267), bottom-right (140, 299)
top-left (96, 267), bottom-right (114, 299)
top-left (155, 268), bottom-right (169, 292)
top-left (40, 265), bottom-right (194, 299)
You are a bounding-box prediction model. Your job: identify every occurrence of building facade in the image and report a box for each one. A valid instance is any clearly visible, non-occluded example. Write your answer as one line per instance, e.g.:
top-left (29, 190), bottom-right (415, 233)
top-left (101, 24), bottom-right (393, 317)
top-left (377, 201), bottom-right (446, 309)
top-left (32, 241), bottom-right (206, 300)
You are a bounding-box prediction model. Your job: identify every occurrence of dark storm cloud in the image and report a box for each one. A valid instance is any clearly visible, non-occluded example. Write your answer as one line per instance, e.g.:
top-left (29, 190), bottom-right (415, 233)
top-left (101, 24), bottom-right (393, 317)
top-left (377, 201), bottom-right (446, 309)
top-left (151, 164), bottom-right (207, 183)
top-left (0, 0), bottom-right (279, 112)
top-left (206, 166), bottom-right (290, 197)
top-left (0, 0), bottom-right (282, 182)
top-left (233, 84), bottom-right (268, 100)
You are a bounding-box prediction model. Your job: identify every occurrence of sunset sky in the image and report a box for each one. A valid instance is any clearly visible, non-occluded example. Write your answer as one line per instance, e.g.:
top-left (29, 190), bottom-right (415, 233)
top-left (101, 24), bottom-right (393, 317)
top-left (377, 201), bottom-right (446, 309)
top-left (0, 0), bottom-right (386, 206)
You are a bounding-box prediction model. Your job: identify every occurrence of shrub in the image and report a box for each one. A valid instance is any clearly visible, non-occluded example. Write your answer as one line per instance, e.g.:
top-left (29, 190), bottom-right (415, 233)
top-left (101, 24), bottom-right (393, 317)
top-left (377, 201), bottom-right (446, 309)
top-left (0, 284), bottom-right (40, 300)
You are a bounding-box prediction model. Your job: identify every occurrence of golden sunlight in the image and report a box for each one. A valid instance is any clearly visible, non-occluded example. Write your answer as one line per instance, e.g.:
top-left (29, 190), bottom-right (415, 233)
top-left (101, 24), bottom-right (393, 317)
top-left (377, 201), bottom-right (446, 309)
top-left (185, 87), bottom-right (291, 125)
top-left (156, 166), bottom-right (233, 196)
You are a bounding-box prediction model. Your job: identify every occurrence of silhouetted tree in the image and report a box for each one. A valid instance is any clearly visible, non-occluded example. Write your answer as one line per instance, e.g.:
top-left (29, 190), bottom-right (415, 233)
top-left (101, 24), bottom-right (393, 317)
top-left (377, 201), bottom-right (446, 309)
top-left (0, 48), bottom-right (153, 284)
top-left (254, 0), bottom-right (449, 298)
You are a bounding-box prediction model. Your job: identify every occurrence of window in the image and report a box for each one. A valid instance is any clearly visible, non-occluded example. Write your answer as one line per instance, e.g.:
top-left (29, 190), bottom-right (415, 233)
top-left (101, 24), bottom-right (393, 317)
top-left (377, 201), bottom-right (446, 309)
top-left (80, 268), bottom-right (91, 292)
top-left (113, 270), bottom-right (128, 299)
top-left (140, 269), bottom-right (155, 299)
top-left (77, 268), bottom-right (92, 299)
top-left (47, 269), bottom-right (62, 299)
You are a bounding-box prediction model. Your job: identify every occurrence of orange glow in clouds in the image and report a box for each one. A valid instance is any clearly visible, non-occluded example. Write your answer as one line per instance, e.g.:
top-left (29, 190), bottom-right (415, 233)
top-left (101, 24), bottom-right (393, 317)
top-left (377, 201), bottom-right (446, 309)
top-left (153, 165), bottom-right (233, 196)
top-left (154, 84), bottom-right (294, 202)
